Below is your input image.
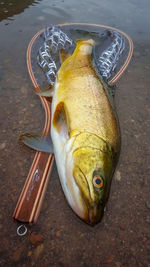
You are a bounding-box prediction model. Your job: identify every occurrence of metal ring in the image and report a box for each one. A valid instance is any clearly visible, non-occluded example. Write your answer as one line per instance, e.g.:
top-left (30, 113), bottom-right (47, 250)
top-left (17, 225), bottom-right (27, 236)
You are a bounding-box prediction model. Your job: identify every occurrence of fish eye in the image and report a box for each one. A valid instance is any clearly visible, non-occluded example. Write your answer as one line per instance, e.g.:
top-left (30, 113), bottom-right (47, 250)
top-left (93, 175), bottom-right (104, 190)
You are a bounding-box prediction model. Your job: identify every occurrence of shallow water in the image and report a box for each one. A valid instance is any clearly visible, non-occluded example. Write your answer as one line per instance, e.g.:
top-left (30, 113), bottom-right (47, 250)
top-left (0, 0), bottom-right (150, 266)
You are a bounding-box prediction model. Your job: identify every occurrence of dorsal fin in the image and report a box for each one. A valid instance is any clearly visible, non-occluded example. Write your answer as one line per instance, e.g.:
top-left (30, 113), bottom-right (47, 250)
top-left (59, 49), bottom-right (71, 64)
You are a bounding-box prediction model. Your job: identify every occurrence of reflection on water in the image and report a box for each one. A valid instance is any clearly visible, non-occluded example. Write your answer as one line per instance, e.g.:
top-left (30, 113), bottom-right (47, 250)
top-left (0, 0), bottom-right (41, 21)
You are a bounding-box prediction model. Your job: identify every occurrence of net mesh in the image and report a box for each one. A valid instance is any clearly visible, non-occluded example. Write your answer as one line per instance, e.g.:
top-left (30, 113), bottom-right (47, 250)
top-left (37, 25), bottom-right (74, 85)
top-left (97, 30), bottom-right (125, 79)
top-left (37, 25), bottom-right (125, 84)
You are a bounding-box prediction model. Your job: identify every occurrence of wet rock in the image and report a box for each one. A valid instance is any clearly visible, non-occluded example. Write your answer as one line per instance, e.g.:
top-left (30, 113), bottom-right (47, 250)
top-left (146, 215), bottom-right (150, 224)
top-left (135, 134), bottom-right (140, 139)
top-left (56, 231), bottom-right (61, 238)
top-left (33, 244), bottom-right (44, 260)
top-left (115, 170), bottom-right (121, 181)
top-left (119, 223), bottom-right (125, 230)
top-left (11, 246), bottom-right (24, 262)
top-left (145, 201), bottom-right (150, 209)
top-left (134, 51), bottom-right (140, 57)
top-left (115, 262), bottom-right (121, 267)
top-left (27, 250), bottom-right (32, 257)
top-left (16, 98), bottom-right (21, 103)
top-left (22, 108), bottom-right (27, 112)
top-left (11, 194), bottom-right (17, 203)
top-left (29, 233), bottom-right (43, 244)
top-left (77, 231), bottom-right (84, 238)
top-left (0, 142), bottom-right (6, 150)
top-left (130, 247), bottom-right (136, 256)
top-left (103, 255), bottom-right (114, 264)
top-left (21, 86), bottom-right (28, 96)
top-left (3, 238), bottom-right (9, 251)
top-left (30, 103), bottom-right (35, 108)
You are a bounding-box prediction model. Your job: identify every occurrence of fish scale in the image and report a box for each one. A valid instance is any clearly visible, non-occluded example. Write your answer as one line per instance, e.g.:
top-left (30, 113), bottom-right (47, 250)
top-left (55, 40), bottom-right (120, 153)
top-left (50, 39), bottom-right (121, 224)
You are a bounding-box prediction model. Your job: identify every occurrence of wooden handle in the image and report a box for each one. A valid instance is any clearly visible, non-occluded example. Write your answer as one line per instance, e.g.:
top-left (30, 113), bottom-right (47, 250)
top-left (13, 152), bottom-right (54, 223)
top-left (13, 30), bottom-right (54, 223)
top-left (13, 97), bottom-right (54, 223)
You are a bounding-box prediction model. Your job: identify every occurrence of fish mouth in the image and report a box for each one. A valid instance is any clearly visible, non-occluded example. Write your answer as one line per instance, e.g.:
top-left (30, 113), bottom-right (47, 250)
top-left (84, 201), bottom-right (104, 226)
top-left (65, 150), bottom-right (104, 225)
top-left (71, 168), bottom-right (104, 225)
top-left (76, 189), bottom-right (104, 226)
top-left (69, 183), bottom-right (104, 225)
top-left (87, 205), bottom-right (104, 225)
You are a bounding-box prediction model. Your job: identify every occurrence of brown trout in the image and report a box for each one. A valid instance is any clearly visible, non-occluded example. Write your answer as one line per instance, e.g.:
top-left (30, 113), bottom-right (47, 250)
top-left (51, 39), bottom-right (120, 225)
top-left (21, 38), bottom-right (120, 225)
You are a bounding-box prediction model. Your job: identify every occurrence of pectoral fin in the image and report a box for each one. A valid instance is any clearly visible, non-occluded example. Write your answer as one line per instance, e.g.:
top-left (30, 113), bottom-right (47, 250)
top-left (52, 101), bottom-right (69, 139)
top-left (19, 133), bottom-right (53, 153)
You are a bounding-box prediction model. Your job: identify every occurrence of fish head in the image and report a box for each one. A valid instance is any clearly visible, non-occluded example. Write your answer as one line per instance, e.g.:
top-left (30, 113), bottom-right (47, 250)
top-left (66, 133), bottom-right (114, 225)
